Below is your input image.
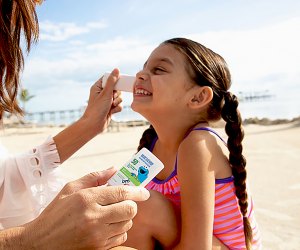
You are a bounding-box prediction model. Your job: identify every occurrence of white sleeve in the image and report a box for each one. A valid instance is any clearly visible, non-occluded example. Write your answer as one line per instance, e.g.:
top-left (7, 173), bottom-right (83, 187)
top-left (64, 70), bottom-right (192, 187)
top-left (0, 137), bottom-right (66, 229)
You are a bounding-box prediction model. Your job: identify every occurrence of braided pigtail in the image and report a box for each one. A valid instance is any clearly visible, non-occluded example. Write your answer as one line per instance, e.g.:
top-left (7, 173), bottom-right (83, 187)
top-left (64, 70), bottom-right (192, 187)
top-left (221, 92), bottom-right (253, 249)
top-left (137, 125), bottom-right (157, 152)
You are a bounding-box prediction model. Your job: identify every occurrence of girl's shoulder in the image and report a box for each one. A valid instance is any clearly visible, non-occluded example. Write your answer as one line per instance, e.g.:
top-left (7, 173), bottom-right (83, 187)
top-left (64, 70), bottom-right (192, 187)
top-left (178, 125), bottom-right (231, 178)
top-left (177, 126), bottom-right (219, 185)
top-left (181, 126), bottom-right (226, 149)
top-left (179, 126), bottom-right (218, 159)
top-left (178, 126), bottom-right (227, 162)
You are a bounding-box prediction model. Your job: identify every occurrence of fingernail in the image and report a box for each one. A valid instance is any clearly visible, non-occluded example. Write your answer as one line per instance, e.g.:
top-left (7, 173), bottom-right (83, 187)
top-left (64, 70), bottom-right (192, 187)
top-left (136, 187), bottom-right (150, 199)
top-left (104, 166), bottom-right (116, 172)
top-left (111, 69), bottom-right (118, 76)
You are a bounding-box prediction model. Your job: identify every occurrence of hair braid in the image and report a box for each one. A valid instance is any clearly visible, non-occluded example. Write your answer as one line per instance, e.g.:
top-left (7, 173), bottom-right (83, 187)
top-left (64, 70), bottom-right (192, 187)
top-left (137, 125), bottom-right (157, 152)
top-left (221, 92), bottom-right (253, 249)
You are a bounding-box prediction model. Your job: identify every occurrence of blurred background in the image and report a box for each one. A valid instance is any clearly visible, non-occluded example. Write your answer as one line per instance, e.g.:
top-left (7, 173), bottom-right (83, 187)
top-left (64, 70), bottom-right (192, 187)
top-left (15, 0), bottom-right (300, 125)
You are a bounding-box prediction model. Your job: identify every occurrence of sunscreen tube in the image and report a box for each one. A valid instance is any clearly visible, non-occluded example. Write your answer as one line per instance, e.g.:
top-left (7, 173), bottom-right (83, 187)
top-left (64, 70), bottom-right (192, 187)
top-left (102, 72), bottom-right (135, 92)
top-left (107, 148), bottom-right (164, 187)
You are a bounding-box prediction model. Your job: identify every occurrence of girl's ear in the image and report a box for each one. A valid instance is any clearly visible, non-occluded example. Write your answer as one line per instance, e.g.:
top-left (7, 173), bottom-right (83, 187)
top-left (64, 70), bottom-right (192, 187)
top-left (188, 86), bottom-right (213, 109)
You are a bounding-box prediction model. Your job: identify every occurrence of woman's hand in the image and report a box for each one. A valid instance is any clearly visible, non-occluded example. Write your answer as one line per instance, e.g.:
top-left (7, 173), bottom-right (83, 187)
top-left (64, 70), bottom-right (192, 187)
top-left (82, 68), bottom-right (123, 134)
top-left (2, 167), bottom-right (150, 250)
top-left (53, 68), bottom-right (123, 162)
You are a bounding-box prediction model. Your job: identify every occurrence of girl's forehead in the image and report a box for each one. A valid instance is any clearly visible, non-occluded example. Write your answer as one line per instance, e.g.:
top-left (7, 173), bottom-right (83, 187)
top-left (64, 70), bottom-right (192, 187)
top-left (150, 44), bottom-right (176, 57)
top-left (146, 44), bottom-right (184, 65)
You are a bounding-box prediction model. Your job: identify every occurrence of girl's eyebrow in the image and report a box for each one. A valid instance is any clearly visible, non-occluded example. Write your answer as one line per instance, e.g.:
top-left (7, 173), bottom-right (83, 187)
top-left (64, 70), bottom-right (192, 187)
top-left (143, 58), bottom-right (174, 69)
top-left (143, 61), bottom-right (148, 69)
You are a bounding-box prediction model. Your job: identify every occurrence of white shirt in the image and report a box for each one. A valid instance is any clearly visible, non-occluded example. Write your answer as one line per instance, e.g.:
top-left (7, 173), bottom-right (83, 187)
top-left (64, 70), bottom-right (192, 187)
top-left (0, 137), bottom-right (65, 229)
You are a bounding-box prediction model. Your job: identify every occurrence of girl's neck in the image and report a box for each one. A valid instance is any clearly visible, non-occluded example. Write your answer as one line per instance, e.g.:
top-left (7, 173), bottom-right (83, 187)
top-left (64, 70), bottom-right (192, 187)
top-left (153, 121), bottom-right (210, 148)
top-left (150, 122), bottom-right (189, 151)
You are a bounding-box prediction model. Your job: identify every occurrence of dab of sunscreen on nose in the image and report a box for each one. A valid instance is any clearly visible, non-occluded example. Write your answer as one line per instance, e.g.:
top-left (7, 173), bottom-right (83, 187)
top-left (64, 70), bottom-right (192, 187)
top-left (107, 148), bottom-right (164, 187)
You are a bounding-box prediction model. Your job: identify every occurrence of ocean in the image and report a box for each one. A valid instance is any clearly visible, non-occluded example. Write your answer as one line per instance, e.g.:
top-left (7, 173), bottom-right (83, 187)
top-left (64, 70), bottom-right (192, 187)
top-left (238, 94), bottom-right (300, 120)
top-left (25, 94), bottom-right (300, 126)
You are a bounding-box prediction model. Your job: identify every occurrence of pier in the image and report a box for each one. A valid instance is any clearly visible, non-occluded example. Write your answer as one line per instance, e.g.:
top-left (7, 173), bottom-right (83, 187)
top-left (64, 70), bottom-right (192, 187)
top-left (238, 90), bottom-right (274, 102)
top-left (25, 106), bottom-right (149, 130)
top-left (27, 108), bottom-right (84, 125)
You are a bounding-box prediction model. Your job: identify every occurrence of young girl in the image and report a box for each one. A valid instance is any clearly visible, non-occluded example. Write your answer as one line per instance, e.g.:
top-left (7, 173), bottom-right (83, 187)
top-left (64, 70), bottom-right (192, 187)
top-left (124, 38), bottom-right (262, 249)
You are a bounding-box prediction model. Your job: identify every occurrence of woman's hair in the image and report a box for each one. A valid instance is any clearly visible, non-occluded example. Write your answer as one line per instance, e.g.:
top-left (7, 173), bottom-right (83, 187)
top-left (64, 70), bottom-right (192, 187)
top-left (137, 37), bottom-right (252, 249)
top-left (0, 0), bottom-right (39, 119)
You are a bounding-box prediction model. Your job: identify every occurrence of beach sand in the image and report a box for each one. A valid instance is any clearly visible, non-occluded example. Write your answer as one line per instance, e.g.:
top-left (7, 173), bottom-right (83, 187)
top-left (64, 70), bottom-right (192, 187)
top-left (1, 121), bottom-right (300, 249)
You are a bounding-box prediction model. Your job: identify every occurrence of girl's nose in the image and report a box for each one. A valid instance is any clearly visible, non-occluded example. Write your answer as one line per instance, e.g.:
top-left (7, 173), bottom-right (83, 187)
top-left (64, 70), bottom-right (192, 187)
top-left (136, 70), bottom-right (149, 81)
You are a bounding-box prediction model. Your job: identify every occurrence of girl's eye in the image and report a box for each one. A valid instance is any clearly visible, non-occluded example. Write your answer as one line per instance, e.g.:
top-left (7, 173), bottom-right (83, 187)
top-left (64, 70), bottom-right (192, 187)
top-left (153, 67), bottom-right (165, 73)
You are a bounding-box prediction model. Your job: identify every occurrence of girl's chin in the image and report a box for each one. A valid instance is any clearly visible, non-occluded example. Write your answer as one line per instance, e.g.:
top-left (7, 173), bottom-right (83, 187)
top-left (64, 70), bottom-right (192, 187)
top-left (131, 102), bottom-right (143, 111)
top-left (131, 104), bottom-right (141, 115)
top-left (130, 102), bottom-right (137, 111)
top-left (131, 104), bottom-right (148, 116)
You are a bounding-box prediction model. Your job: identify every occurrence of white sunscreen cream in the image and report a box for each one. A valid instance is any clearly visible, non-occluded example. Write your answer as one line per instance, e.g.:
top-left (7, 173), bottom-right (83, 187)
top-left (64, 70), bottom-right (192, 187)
top-left (107, 148), bottom-right (164, 187)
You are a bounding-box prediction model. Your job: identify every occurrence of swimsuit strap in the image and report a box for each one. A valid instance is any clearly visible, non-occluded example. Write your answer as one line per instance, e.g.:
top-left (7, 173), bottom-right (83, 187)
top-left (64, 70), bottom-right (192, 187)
top-left (189, 127), bottom-right (227, 144)
top-left (149, 136), bottom-right (158, 152)
top-left (149, 136), bottom-right (178, 183)
top-left (150, 127), bottom-right (226, 150)
top-left (150, 136), bottom-right (179, 172)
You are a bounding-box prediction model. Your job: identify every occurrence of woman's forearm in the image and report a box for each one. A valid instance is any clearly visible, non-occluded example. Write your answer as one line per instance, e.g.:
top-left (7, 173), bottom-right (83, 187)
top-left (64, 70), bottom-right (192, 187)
top-left (53, 117), bottom-right (99, 163)
top-left (0, 226), bottom-right (28, 249)
top-left (53, 69), bottom-right (122, 164)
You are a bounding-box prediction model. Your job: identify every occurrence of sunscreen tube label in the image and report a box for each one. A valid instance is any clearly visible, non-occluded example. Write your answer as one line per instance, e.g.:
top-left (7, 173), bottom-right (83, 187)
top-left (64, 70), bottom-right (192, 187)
top-left (102, 72), bottom-right (135, 92)
top-left (107, 148), bottom-right (164, 187)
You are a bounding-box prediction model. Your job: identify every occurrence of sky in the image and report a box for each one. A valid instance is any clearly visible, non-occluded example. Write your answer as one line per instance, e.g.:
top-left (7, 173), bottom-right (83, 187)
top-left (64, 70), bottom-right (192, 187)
top-left (21, 0), bottom-right (300, 115)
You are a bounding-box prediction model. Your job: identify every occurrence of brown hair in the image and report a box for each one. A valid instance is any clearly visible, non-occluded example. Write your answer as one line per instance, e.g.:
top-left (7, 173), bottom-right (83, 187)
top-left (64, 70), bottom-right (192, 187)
top-left (0, 0), bottom-right (39, 119)
top-left (137, 38), bottom-right (252, 249)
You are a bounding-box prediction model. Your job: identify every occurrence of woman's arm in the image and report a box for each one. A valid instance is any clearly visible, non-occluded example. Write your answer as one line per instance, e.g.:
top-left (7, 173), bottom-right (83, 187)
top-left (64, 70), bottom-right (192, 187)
top-left (0, 168), bottom-right (150, 249)
top-left (175, 131), bottom-right (217, 250)
top-left (53, 69), bottom-right (122, 163)
top-left (0, 69), bottom-right (123, 226)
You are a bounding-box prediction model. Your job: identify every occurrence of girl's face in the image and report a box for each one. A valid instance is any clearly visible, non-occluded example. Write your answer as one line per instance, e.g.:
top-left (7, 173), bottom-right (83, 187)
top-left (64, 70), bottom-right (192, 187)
top-left (131, 44), bottom-right (195, 120)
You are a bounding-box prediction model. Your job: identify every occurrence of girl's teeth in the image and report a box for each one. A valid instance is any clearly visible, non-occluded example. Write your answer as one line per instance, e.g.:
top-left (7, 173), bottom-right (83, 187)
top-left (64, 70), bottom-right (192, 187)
top-left (135, 89), bottom-right (151, 95)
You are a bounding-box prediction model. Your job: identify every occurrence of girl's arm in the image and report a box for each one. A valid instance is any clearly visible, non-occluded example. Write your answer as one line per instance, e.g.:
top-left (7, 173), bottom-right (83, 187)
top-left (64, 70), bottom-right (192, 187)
top-left (175, 130), bottom-right (218, 250)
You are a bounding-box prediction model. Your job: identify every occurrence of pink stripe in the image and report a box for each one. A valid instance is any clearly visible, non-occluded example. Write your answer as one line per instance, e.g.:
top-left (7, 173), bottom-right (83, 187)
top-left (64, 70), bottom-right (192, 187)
top-left (217, 231), bottom-right (245, 241)
top-left (215, 182), bottom-right (233, 190)
top-left (214, 203), bottom-right (240, 215)
top-left (215, 187), bottom-right (235, 199)
top-left (215, 193), bottom-right (236, 205)
top-left (214, 212), bottom-right (241, 225)
top-left (216, 196), bottom-right (234, 206)
top-left (214, 218), bottom-right (244, 232)
top-left (214, 214), bottom-right (241, 224)
top-left (215, 187), bottom-right (233, 198)
top-left (215, 184), bottom-right (232, 193)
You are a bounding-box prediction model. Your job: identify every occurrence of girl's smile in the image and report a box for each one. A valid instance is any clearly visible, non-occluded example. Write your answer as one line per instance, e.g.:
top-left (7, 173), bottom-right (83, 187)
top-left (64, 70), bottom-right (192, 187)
top-left (133, 85), bottom-right (152, 97)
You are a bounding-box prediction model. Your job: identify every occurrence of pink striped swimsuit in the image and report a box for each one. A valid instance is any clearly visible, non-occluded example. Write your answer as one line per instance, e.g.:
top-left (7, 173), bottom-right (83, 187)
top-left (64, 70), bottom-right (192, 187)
top-left (145, 127), bottom-right (262, 249)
